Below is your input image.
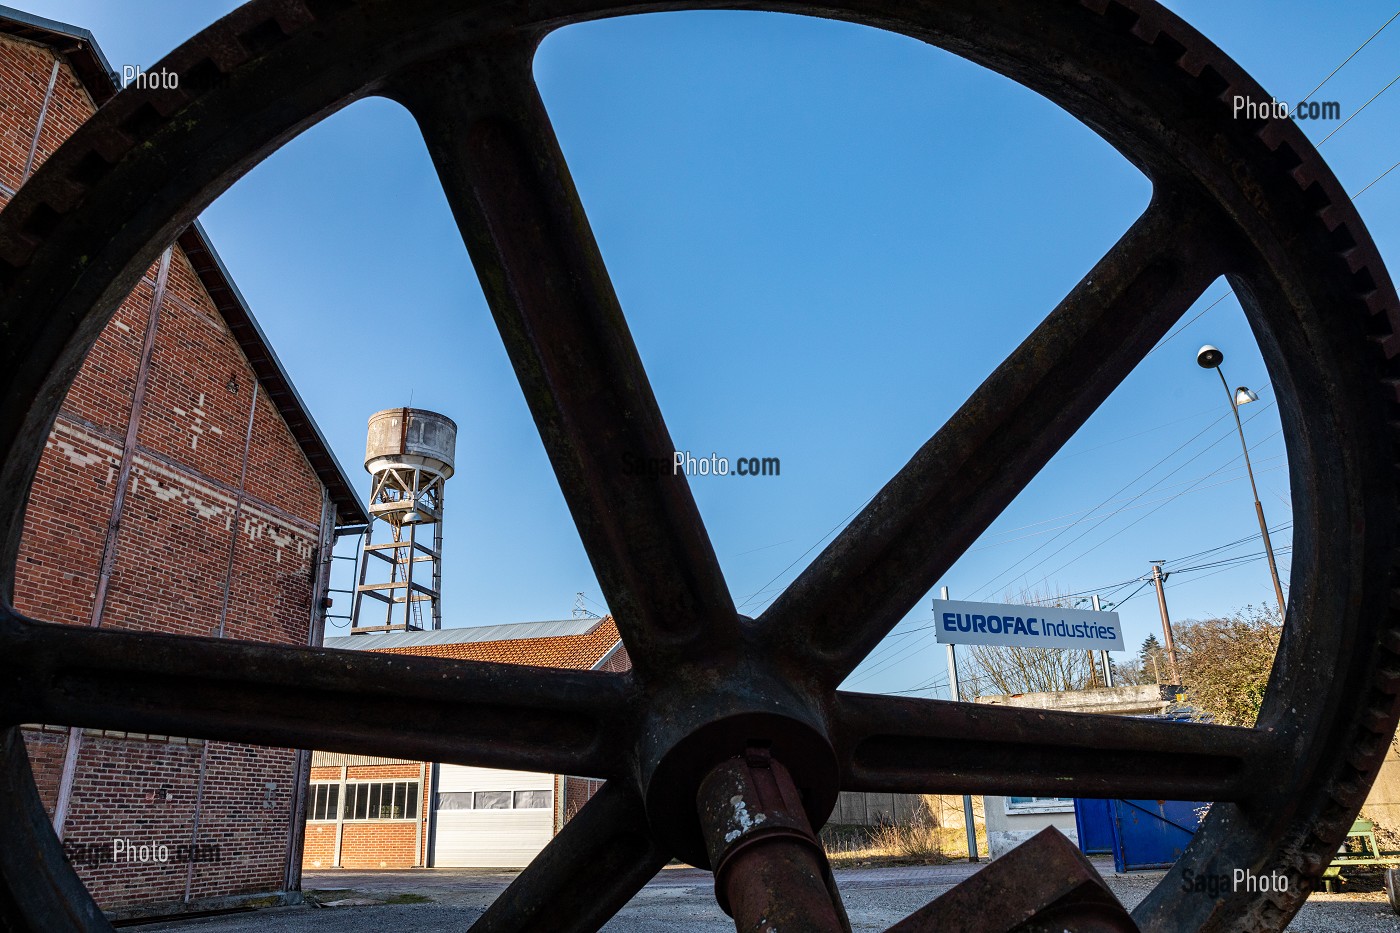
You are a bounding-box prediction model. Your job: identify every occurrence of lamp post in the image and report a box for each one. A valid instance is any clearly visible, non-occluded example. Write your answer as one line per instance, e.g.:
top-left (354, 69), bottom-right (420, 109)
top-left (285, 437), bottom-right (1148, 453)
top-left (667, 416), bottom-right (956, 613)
top-left (1196, 345), bottom-right (1287, 618)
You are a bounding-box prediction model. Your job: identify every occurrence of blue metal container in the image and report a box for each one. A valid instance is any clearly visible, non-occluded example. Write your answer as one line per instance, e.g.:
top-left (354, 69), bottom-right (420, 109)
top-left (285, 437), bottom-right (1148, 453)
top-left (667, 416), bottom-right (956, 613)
top-left (1107, 799), bottom-right (1205, 872)
top-left (1073, 798), bottom-right (1116, 855)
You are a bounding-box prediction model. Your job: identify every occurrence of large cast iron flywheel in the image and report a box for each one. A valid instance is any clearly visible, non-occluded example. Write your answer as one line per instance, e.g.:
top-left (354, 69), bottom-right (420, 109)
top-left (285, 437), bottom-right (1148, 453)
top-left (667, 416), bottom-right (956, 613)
top-left (2, 0), bottom-right (1399, 930)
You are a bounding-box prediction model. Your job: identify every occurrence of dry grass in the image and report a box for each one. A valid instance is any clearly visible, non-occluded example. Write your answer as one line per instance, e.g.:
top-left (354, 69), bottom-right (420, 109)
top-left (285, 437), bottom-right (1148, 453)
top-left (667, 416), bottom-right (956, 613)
top-left (822, 797), bottom-right (988, 867)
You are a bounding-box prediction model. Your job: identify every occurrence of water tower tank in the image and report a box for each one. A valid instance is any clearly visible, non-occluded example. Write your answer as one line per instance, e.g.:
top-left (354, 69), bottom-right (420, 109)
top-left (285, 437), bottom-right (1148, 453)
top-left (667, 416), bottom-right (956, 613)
top-left (351, 407), bottom-right (457, 635)
top-left (365, 408), bottom-right (457, 479)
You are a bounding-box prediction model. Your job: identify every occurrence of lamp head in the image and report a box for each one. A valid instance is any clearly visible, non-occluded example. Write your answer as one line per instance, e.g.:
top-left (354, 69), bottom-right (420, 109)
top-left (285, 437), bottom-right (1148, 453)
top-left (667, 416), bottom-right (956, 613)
top-left (1235, 386), bottom-right (1259, 406)
top-left (1196, 344), bottom-right (1224, 368)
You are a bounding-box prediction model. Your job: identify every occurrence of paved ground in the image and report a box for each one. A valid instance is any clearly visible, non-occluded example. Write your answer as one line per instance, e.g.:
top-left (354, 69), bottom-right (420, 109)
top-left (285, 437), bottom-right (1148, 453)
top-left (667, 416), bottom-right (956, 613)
top-left (141, 861), bottom-right (1400, 932)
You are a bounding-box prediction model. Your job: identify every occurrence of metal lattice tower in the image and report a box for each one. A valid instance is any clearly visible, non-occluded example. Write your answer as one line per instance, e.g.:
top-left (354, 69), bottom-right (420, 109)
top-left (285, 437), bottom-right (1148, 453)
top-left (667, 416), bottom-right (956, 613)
top-left (350, 408), bottom-right (456, 634)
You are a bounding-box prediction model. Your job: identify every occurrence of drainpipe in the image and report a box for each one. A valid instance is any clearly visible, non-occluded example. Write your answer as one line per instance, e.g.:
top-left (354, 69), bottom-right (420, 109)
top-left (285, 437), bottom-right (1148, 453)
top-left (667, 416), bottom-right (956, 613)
top-left (333, 766), bottom-right (347, 867)
top-left (425, 763), bottom-right (439, 868)
top-left (285, 493), bottom-right (336, 890)
top-left (21, 58), bottom-right (61, 183)
top-left (51, 246), bottom-right (172, 838)
top-left (415, 761), bottom-right (426, 867)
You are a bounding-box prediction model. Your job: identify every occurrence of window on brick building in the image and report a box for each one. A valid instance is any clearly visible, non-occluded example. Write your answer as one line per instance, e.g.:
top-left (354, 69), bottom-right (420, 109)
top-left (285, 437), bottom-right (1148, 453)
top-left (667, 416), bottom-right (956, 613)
top-left (310, 782), bottom-right (339, 821)
top-left (343, 780), bottom-right (419, 820)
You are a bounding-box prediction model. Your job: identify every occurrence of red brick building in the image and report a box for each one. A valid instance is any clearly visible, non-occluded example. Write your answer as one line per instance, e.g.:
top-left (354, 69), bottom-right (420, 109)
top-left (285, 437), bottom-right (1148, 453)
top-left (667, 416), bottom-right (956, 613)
top-left (305, 617), bottom-right (630, 870)
top-left (0, 5), bottom-right (367, 917)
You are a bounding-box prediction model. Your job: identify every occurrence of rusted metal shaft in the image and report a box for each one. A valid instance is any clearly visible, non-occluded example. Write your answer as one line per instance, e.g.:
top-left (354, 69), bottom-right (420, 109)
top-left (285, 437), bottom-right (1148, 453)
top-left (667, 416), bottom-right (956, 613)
top-left (697, 748), bottom-right (850, 933)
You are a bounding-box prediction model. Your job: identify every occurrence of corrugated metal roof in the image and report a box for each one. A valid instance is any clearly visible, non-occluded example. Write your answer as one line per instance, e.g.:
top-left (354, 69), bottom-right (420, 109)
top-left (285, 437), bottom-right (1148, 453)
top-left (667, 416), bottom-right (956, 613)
top-left (311, 752), bottom-right (418, 768)
top-left (324, 618), bottom-right (604, 651)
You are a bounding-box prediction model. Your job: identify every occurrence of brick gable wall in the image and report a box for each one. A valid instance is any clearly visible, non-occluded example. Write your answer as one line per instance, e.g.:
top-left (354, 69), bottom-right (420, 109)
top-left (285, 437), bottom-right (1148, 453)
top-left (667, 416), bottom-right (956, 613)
top-left (1, 32), bottom-right (328, 911)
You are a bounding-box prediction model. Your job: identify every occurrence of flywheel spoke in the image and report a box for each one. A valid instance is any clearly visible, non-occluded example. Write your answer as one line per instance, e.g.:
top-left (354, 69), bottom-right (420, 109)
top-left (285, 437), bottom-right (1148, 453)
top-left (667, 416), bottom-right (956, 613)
top-left (832, 691), bottom-right (1274, 802)
top-left (387, 49), bottom-right (738, 678)
top-left (758, 192), bottom-right (1233, 683)
top-left (469, 780), bottom-right (667, 933)
top-left (0, 610), bottom-right (630, 778)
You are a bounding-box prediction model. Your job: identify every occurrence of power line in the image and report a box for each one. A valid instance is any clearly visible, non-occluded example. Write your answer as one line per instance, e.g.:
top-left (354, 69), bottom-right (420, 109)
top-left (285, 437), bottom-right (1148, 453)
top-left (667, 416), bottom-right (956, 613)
top-left (1290, 10), bottom-right (1400, 115)
top-left (997, 405), bottom-right (1277, 597)
top-left (1353, 158), bottom-right (1400, 199)
top-left (967, 408), bottom-right (1237, 599)
top-left (845, 619), bottom-right (937, 671)
top-left (1165, 522), bottom-right (1293, 566)
top-left (1058, 403), bottom-right (1224, 458)
top-left (736, 493), bottom-right (876, 612)
top-left (968, 455), bottom-right (1286, 556)
top-left (1173, 546), bottom-right (1294, 576)
top-left (1317, 72), bottom-right (1400, 146)
top-left (1112, 578), bottom-right (1154, 609)
top-left (1028, 424), bottom-right (1284, 591)
top-left (860, 530), bottom-right (1292, 696)
top-left (1147, 292), bottom-right (1231, 357)
top-left (844, 618), bottom-right (940, 688)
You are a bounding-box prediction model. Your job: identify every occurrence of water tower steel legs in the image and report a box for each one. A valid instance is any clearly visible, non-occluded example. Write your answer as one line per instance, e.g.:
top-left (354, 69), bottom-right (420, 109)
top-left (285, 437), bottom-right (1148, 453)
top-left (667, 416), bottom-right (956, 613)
top-left (349, 409), bottom-right (454, 635)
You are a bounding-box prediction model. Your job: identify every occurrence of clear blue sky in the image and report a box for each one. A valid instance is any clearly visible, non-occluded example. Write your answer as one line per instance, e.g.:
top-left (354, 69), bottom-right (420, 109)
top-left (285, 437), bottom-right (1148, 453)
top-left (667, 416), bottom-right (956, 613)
top-left (21, 1), bottom-right (1400, 697)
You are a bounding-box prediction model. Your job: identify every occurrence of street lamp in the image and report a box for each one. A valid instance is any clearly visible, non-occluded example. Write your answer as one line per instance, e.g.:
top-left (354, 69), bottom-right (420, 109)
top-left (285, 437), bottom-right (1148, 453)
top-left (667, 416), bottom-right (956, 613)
top-left (1196, 345), bottom-right (1287, 618)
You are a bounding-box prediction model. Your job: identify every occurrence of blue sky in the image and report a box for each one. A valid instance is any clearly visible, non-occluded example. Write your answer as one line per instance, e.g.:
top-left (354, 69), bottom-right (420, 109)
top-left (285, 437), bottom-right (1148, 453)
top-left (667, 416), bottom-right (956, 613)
top-left (21, 1), bottom-right (1400, 698)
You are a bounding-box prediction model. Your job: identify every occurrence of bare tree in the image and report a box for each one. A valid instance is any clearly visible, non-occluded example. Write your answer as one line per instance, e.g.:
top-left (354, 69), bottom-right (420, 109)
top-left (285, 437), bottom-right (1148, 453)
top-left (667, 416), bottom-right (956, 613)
top-left (962, 643), bottom-right (1097, 696)
top-left (958, 589), bottom-right (1097, 697)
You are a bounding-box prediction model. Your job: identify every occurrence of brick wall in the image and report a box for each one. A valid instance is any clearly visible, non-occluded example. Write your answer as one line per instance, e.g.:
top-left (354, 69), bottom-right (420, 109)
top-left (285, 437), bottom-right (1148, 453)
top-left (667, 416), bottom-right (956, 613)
top-left (337, 822), bottom-right (420, 870)
top-left (0, 31), bottom-right (93, 194)
top-left (299, 636), bottom-right (631, 869)
top-left (302, 822), bottom-right (336, 870)
top-left (1, 31), bottom-right (329, 911)
top-left (303, 763), bottom-right (429, 870)
top-left (595, 640), bottom-right (631, 673)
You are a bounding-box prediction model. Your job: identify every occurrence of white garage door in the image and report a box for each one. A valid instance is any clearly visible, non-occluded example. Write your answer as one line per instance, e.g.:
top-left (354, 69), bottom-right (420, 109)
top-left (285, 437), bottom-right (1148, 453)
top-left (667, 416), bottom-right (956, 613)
top-left (433, 765), bottom-right (554, 868)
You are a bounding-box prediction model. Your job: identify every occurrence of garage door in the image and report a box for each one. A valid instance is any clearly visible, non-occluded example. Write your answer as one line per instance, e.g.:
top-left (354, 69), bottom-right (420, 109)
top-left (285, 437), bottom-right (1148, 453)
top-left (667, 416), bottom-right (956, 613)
top-left (432, 765), bottom-right (554, 868)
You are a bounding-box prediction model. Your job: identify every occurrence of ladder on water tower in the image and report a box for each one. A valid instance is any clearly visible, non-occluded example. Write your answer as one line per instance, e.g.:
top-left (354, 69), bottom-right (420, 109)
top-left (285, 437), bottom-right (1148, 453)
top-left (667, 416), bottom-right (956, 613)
top-left (350, 522), bottom-right (443, 634)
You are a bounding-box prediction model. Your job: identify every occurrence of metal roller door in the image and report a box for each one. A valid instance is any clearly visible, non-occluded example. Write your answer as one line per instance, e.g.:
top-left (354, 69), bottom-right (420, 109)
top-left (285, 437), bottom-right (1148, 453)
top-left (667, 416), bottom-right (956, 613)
top-left (432, 765), bottom-right (554, 868)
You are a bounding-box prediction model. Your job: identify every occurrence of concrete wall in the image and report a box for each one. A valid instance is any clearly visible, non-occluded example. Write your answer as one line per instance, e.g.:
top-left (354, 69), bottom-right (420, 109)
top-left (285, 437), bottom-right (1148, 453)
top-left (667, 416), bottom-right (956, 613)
top-left (983, 796), bottom-right (1078, 859)
top-left (1363, 743), bottom-right (1400, 832)
top-left (974, 684), bottom-right (1172, 715)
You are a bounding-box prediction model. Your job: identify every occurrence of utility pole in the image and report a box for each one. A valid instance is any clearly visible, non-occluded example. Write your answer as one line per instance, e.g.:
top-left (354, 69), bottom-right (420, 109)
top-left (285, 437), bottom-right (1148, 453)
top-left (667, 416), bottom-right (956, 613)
top-left (1149, 562), bottom-right (1182, 684)
top-left (940, 586), bottom-right (979, 863)
top-left (1093, 594), bottom-right (1115, 687)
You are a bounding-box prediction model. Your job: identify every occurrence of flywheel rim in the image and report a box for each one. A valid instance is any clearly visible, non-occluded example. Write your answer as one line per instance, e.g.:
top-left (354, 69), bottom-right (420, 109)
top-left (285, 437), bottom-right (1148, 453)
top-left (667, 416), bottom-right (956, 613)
top-left (0, 1), bottom-right (1396, 931)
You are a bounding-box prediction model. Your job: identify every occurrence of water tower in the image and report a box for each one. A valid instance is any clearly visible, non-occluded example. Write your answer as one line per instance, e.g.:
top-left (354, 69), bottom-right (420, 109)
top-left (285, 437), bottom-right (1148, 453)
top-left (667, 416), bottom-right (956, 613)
top-left (349, 408), bottom-right (456, 634)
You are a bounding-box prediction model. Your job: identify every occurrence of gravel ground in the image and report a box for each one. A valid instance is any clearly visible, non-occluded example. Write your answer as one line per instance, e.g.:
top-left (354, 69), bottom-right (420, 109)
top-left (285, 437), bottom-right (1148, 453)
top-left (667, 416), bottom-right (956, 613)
top-left (136, 862), bottom-right (1400, 932)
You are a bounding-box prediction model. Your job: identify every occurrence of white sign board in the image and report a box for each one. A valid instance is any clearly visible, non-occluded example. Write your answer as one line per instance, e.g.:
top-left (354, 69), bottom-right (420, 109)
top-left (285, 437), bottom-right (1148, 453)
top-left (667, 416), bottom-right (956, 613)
top-left (932, 599), bottom-right (1124, 651)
